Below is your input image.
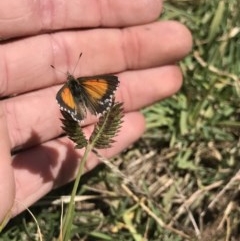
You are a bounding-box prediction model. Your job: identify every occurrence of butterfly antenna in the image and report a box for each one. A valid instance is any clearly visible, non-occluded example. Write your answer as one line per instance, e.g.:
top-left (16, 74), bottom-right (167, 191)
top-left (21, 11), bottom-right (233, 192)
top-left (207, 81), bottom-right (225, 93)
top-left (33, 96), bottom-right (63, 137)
top-left (72, 52), bottom-right (83, 75)
top-left (50, 65), bottom-right (67, 76)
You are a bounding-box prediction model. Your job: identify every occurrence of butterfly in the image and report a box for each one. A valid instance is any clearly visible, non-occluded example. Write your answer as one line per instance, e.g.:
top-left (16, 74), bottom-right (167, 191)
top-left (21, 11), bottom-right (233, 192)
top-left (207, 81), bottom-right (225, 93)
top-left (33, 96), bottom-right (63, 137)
top-left (56, 72), bottom-right (119, 122)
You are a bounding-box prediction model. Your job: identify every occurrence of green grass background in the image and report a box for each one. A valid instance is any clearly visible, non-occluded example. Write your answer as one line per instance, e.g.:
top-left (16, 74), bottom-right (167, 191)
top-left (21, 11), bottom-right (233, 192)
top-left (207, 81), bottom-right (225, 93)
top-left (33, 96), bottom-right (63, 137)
top-left (1, 0), bottom-right (240, 240)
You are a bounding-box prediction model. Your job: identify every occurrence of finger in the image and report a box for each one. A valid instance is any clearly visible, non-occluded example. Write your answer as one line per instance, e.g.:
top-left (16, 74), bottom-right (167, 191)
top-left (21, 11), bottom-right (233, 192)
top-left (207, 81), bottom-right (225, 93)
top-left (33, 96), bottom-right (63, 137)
top-left (0, 104), bottom-right (15, 222)
top-left (0, 0), bottom-right (162, 39)
top-left (5, 65), bottom-right (181, 150)
top-left (0, 21), bottom-right (192, 96)
top-left (117, 65), bottom-right (183, 111)
top-left (10, 112), bottom-right (145, 217)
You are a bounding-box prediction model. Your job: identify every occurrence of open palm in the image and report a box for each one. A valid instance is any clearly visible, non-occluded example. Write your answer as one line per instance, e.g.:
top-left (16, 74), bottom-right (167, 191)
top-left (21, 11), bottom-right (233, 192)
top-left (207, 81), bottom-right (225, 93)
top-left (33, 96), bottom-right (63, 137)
top-left (0, 0), bottom-right (192, 221)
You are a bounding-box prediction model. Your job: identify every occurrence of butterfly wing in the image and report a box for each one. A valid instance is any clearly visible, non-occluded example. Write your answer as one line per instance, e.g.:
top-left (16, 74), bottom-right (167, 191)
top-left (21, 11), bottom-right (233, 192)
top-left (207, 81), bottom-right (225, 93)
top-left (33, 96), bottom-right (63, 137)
top-left (77, 75), bottom-right (119, 116)
top-left (56, 84), bottom-right (86, 121)
top-left (56, 74), bottom-right (119, 121)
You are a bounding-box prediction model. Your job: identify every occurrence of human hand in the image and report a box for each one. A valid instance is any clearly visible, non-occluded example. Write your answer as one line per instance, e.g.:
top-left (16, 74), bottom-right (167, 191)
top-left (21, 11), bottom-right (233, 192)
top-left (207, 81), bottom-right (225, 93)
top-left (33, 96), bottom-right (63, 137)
top-left (0, 0), bottom-right (192, 222)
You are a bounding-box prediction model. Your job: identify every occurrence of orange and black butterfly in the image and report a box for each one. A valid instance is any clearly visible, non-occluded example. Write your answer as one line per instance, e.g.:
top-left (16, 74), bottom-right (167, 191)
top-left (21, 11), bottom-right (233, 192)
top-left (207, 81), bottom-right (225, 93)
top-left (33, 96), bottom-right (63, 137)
top-left (56, 72), bottom-right (119, 122)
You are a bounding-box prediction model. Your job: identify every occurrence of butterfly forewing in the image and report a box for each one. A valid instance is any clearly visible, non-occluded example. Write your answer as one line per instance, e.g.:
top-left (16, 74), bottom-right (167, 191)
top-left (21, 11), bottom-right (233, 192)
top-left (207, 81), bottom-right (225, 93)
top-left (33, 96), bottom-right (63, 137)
top-left (78, 76), bottom-right (119, 98)
top-left (56, 85), bottom-right (76, 113)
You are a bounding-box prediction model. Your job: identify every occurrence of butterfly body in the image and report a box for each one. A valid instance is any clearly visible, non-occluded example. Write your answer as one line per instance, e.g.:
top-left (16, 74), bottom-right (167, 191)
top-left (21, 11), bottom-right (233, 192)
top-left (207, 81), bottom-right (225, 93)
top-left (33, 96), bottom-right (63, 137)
top-left (56, 73), bottom-right (119, 122)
